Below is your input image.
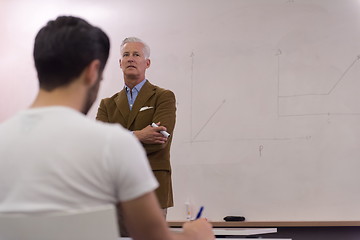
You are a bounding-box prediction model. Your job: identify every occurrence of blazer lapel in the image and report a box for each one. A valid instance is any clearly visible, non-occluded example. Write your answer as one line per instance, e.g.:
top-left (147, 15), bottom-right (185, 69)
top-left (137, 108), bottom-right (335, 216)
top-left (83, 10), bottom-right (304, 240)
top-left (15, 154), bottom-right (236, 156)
top-left (115, 88), bottom-right (130, 124)
top-left (127, 81), bottom-right (156, 129)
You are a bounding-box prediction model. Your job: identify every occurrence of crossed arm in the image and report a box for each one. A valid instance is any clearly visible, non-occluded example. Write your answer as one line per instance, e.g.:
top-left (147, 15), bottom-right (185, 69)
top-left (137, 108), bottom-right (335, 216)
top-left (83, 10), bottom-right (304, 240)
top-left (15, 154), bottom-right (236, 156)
top-left (134, 90), bottom-right (176, 152)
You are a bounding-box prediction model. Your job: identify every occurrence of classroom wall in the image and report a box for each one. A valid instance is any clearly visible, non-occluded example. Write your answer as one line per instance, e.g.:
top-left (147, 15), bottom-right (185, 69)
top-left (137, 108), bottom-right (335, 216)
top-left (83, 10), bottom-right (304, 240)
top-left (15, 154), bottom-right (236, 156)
top-left (1, 0), bottom-right (360, 222)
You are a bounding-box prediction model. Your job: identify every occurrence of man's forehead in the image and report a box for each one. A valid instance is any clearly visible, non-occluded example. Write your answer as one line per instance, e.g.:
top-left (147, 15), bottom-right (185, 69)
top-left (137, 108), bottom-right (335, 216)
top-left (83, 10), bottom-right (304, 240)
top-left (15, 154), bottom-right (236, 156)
top-left (123, 49), bottom-right (141, 52)
top-left (122, 42), bottom-right (144, 51)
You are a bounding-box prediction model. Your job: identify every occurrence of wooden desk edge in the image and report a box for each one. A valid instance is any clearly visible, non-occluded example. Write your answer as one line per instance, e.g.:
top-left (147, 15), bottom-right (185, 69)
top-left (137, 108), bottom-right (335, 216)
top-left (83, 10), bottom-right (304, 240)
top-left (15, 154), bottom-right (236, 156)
top-left (168, 221), bottom-right (360, 227)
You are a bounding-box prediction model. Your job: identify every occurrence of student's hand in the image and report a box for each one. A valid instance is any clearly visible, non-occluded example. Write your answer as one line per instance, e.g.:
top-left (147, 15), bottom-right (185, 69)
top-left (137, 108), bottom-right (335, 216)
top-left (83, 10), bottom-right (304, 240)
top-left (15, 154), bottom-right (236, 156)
top-left (182, 218), bottom-right (215, 240)
top-left (133, 122), bottom-right (168, 144)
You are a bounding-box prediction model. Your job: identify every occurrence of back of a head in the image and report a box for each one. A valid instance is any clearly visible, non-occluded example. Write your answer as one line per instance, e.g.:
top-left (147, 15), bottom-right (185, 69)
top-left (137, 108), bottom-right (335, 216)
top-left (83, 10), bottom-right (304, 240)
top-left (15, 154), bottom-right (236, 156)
top-left (34, 16), bottom-right (110, 91)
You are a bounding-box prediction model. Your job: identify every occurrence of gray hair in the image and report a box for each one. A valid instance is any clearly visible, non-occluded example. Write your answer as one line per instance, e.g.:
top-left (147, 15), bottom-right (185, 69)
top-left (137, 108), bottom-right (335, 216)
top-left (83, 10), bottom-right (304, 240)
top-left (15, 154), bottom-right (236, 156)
top-left (120, 37), bottom-right (150, 59)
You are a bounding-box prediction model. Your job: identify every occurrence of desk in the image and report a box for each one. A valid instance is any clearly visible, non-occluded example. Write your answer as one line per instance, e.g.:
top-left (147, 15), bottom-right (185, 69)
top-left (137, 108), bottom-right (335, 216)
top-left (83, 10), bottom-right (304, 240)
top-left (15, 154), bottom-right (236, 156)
top-left (168, 220), bottom-right (360, 227)
top-left (120, 238), bottom-right (290, 240)
top-left (119, 227), bottom-right (289, 240)
top-left (168, 221), bottom-right (360, 240)
top-left (212, 227), bottom-right (277, 236)
top-left (170, 227), bottom-right (277, 236)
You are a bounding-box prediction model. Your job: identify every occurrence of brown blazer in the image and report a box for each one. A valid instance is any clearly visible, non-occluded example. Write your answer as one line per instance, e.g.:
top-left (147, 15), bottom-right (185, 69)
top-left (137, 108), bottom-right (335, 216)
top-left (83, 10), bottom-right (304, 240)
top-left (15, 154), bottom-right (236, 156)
top-left (96, 80), bottom-right (176, 208)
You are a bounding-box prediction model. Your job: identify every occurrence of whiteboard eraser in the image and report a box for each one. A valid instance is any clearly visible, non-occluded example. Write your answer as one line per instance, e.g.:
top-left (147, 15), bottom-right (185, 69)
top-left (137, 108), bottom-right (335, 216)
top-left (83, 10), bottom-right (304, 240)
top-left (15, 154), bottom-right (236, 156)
top-left (223, 216), bottom-right (246, 222)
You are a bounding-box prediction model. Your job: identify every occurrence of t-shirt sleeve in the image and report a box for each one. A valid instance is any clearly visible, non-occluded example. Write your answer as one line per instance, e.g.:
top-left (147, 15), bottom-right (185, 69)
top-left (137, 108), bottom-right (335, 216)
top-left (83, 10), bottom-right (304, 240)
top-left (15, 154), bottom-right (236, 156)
top-left (104, 127), bottom-right (159, 202)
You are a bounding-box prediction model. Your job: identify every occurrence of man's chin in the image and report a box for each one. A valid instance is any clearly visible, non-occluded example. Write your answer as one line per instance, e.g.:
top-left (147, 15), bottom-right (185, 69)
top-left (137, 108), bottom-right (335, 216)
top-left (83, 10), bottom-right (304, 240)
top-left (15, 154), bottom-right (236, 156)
top-left (125, 73), bottom-right (139, 79)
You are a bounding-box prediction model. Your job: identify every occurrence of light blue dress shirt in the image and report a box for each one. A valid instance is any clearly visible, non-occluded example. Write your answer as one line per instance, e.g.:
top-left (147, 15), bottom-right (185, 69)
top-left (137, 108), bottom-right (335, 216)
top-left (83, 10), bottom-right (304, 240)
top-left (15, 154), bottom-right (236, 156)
top-left (125, 79), bottom-right (147, 110)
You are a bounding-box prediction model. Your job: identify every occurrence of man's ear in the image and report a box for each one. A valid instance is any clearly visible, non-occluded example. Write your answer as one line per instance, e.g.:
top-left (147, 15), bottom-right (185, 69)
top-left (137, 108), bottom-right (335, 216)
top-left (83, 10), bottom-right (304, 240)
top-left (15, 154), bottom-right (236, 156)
top-left (85, 59), bottom-right (101, 86)
top-left (146, 58), bottom-right (151, 69)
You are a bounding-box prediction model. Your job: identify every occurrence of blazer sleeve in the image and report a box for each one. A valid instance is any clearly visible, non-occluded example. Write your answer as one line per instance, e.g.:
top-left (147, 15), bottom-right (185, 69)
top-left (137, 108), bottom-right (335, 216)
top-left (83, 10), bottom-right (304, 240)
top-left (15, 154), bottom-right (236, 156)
top-left (96, 99), bottom-right (110, 123)
top-left (142, 90), bottom-right (176, 154)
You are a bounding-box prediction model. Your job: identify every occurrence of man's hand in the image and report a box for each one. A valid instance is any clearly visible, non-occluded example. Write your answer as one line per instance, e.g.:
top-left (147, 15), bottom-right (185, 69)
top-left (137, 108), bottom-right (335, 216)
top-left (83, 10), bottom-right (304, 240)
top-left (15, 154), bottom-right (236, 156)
top-left (133, 122), bottom-right (168, 144)
top-left (182, 219), bottom-right (215, 240)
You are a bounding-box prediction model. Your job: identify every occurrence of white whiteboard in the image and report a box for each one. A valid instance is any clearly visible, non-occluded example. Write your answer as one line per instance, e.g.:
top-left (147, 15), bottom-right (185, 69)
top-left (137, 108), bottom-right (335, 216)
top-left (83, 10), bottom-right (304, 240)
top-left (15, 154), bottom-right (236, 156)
top-left (1, 0), bottom-right (360, 221)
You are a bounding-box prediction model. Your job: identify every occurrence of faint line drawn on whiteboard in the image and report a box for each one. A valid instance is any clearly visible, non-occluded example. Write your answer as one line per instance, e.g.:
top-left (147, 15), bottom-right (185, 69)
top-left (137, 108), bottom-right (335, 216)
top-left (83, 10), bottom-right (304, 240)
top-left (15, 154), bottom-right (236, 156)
top-left (259, 145), bottom-right (264, 157)
top-left (190, 52), bottom-right (195, 141)
top-left (187, 51), bottom-right (311, 144)
top-left (189, 135), bottom-right (311, 143)
top-left (277, 49), bottom-right (360, 117)
top-left (192, 99), bottom-right (226, 141)
top-left (189, 51), bottom-right (227, 143)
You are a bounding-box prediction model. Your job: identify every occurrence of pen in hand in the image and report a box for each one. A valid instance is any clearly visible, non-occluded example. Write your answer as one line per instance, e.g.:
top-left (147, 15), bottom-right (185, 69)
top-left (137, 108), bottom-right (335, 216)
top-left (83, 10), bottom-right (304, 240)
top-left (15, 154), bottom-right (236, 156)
top-left (194, 206), bottom-right (204, 220)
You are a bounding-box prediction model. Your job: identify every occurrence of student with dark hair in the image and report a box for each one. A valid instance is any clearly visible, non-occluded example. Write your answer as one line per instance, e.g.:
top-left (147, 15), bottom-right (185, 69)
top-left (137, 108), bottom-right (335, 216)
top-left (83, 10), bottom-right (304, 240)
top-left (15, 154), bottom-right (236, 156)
top-left (0, 16), bottom-right (214, 240)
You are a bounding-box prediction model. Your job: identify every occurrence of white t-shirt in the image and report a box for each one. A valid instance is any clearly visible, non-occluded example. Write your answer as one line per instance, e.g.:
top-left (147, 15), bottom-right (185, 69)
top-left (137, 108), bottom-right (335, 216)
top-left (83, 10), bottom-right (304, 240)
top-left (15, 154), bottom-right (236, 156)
top-left (0, 106), bottom-right (158, 214)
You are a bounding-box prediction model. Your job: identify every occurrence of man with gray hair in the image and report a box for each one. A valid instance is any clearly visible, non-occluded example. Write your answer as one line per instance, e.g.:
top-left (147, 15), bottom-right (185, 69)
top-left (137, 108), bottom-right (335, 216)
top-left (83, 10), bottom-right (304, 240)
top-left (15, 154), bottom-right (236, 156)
top-left (96, 37), bottom-right (176, 233)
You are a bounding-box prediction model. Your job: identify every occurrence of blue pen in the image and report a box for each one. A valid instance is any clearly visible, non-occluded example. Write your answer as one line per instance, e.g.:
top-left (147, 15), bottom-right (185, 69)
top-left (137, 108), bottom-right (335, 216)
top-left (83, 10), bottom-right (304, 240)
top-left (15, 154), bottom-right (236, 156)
top-left (194, 206), bottom-right (204, 220)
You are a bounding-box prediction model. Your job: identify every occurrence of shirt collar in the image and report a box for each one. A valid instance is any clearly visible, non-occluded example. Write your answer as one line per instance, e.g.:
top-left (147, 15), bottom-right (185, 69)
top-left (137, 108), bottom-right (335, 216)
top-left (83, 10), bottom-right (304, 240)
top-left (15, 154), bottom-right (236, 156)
top-left (125, 79), bottom-right (147, 93)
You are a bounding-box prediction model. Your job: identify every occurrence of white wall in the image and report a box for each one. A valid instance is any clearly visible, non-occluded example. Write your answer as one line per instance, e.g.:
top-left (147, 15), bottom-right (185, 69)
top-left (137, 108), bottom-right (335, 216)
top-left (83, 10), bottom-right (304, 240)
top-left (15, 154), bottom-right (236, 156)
top-left (1, 0), bottom-right (360, 221)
